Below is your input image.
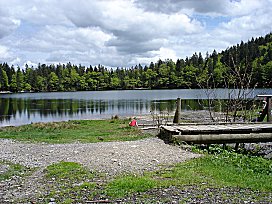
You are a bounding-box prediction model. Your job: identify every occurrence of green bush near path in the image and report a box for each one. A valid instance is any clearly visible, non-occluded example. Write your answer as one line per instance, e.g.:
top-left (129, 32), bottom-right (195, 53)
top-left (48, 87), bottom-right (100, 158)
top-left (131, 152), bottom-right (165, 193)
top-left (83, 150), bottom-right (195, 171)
top-left (0, 119), bottom-right (149, 143)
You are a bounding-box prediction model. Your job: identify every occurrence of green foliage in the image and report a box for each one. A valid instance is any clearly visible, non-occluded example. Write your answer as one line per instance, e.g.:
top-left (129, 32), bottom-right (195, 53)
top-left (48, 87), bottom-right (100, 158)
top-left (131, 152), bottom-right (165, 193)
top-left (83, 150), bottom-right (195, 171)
top-left (0, 67), bottom-right (9, 90)
top-left (9, 73), bottom-right (17, 92)
top-left (0, 119), bottom-right (149, 143)
top-left (48, 72), bottom-right (59, 91)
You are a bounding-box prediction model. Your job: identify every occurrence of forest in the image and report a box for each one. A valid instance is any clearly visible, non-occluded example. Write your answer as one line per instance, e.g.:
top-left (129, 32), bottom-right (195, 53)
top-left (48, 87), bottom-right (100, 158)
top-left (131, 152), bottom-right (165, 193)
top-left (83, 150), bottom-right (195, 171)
top-left (0, 33), bottom-right (272, 92)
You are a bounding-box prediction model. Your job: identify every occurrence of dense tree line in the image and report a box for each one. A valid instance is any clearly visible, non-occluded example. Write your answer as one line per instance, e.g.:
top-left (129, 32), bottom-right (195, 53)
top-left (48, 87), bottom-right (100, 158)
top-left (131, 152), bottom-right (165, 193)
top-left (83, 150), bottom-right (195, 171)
top-left (0, 33), bottom-right (272, 92)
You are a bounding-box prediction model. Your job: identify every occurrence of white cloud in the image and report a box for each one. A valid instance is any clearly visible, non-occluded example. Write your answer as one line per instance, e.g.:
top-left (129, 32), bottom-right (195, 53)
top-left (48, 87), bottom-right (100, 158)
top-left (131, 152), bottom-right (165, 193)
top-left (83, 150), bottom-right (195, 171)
top-left (0, 45), bottom-right (23, 66)
top-left (0, 45), bottom-right (9, 58)
top-left (134, 0), bottom-right (232, 16)
top-left (0, 8), bottom-right (21, 39)
top-left (24, 60), bottom-right (38, 68)
top-left (227, 0), bottom-right (264, 16)
top-left (0, 0), bottom-right (271, 67)
top-left (64, 0), bottom-right (204, 61)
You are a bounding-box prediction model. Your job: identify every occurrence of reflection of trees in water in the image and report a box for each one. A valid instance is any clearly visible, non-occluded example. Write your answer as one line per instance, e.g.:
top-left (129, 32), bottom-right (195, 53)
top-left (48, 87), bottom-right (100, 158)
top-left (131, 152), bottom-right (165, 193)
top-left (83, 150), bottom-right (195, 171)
top-left (0, 98), bottom-right (216, 124)
top-left (150, 100), bottom-right (206, 112)
top-left (0, 98), bottom-right (153, 123)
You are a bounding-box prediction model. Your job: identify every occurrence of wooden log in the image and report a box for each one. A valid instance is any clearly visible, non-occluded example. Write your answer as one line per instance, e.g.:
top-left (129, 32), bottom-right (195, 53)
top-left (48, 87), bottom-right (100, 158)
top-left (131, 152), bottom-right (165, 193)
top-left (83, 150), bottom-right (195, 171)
top-left (173, 133), bottom-right (272, 144)
top-left (141, 127), bottom-right (158, 130)
top-left (175, 124), bottom-right (272, 135)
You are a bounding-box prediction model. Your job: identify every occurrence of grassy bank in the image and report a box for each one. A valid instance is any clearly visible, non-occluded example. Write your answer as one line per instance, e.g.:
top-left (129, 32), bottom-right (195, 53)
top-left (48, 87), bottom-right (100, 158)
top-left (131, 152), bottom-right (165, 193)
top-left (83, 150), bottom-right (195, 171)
top-left (0, 119), bottom-right (149, 143)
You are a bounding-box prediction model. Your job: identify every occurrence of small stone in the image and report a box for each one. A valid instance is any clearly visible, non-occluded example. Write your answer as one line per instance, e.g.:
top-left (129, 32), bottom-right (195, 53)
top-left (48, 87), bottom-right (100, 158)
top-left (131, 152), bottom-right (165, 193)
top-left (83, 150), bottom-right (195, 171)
top-left (152, 159), bottom-right (159, 163)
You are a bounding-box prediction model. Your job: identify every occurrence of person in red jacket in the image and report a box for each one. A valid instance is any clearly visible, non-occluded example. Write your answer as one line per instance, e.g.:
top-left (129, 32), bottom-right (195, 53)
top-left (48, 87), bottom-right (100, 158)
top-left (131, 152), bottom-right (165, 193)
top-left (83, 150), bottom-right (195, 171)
top-left (129, 118), bottom-right (138, 127)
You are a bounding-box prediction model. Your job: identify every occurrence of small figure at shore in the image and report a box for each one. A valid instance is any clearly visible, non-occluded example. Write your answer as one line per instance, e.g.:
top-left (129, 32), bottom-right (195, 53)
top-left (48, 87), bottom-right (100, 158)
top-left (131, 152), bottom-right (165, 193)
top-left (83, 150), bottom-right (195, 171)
top-left (129, 118), bottom-right (138, 127)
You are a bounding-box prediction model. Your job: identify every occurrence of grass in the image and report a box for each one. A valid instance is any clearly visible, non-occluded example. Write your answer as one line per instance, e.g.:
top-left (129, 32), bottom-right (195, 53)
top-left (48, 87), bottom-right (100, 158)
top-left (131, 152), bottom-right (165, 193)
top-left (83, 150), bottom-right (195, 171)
top-left (42, 161), bottom-right (97, 203)
top-left (103, 150), bottom-right (272, 201)
top-left (0, 119), bottom-right (149, 143)
top-left (0, 160), bottom-right (31, 181)
top-left (195, 151), bottom-right (272, 191)
top-left (158, 152), bottom-right (272, 191)
top-left (105, 175), bottom-right (158, 198)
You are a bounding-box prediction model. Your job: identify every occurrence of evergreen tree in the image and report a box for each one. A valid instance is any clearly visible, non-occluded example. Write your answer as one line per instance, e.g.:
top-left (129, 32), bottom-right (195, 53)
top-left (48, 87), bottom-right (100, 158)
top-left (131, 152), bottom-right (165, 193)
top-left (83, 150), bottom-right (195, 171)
top-left (0, 67), bottom-right (9, 91)
top-left (16, 68), bottom-right (24, 92)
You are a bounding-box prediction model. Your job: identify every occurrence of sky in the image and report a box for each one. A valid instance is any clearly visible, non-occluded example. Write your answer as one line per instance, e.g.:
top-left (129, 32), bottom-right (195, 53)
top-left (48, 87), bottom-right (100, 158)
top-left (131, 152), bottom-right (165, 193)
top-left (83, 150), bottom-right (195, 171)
top-left (0, 0), bottom-right (272, 68)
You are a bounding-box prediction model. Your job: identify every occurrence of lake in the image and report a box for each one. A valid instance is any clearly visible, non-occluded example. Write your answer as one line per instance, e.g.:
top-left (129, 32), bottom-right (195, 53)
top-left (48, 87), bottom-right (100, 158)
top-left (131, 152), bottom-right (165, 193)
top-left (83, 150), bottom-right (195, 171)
top-left (0, 89), bottom-right (271, 127)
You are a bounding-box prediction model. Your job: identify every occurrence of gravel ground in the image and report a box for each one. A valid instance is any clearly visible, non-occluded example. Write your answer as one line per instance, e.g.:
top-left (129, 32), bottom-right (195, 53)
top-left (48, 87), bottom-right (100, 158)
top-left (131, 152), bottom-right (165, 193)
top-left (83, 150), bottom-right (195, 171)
top-left (0, 137), bottom-right (201, 203)
top-left (0, 138), bottom-right (199, 175)
top-left (117, 186), bottom-right (272, 204)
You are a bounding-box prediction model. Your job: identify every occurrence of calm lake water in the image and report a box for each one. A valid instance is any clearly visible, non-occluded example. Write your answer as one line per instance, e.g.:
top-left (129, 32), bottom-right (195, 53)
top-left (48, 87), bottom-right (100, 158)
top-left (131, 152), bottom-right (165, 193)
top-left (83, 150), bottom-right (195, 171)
top-left (0, 89), bottom-right (271, 127)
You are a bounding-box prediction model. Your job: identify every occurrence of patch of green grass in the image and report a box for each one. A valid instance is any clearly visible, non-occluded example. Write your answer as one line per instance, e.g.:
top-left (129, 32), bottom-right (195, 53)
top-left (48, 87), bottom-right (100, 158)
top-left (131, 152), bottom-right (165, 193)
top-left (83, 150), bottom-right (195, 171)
top-left (105, 175), bottom-right (158, 198)
top-left (43, 161), bottom-right (97, 203)
top-left (197, 151), bottom-right (272, 191)
top-left (157, 161), bottom-right (214, 187)
top-left (45, 162), bottom-right (94, 181)
top-left (0, 160), bottom-right (31, 181)
top-left (102, 151), bottom-right (271, 200)
top-left (0, 119), bottom-right (149, 143)
top-left (159, 151), bottom-right (272, 191)
top-left (103, 151), bottom-right (272, 200)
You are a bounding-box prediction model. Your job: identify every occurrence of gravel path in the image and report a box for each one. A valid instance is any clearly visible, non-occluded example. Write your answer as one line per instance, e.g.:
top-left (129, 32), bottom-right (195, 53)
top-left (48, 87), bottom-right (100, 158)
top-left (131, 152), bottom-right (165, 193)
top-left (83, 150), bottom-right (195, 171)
top-left (0, 137), bottom-right (200, 175)
top-left (0, 137), bottom-right (202, 203)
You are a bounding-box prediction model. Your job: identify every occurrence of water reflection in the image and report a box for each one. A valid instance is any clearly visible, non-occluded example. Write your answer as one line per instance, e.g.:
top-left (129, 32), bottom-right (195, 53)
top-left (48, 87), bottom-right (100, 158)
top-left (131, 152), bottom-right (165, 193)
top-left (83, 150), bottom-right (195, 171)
top-left (1, 88), bottom-right (271, 127)
top-left (0, 97), bottom-right (208, 126)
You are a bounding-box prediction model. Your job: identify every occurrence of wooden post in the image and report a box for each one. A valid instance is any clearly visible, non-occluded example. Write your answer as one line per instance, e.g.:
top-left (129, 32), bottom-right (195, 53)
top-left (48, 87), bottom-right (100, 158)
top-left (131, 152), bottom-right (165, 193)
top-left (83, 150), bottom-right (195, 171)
top-left (173, 98), bottom-right (181, 124)
top-left (234, 143), bottom-right (239, 151)
top-left (267, 97), bottom-right (272, 122)
top-left (257, 95), bottom-right (272, 123)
